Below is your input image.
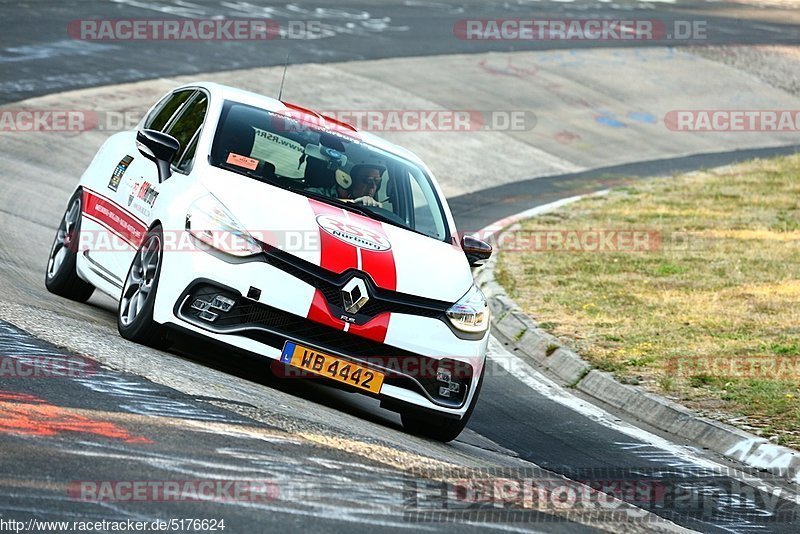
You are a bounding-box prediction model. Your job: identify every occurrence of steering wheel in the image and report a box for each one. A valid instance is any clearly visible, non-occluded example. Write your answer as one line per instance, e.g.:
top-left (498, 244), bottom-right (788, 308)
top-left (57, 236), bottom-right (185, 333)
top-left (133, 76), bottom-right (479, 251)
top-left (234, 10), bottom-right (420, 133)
top-left (365, 205), bottom-right (407, 226)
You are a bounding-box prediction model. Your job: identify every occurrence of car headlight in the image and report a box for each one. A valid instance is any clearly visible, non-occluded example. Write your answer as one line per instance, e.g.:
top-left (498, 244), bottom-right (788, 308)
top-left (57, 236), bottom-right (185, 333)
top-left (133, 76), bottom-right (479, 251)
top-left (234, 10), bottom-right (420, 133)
top-left (446, 284), bottom-right (490, 333)
top-left (185, 193), bottom-right (262, 257)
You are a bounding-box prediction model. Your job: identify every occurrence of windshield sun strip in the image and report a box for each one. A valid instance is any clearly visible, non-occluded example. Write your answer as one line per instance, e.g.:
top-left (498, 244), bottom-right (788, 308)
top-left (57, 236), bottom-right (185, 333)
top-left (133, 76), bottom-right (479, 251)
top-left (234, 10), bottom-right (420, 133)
top-left (210, 101), bottom-right (450, 242)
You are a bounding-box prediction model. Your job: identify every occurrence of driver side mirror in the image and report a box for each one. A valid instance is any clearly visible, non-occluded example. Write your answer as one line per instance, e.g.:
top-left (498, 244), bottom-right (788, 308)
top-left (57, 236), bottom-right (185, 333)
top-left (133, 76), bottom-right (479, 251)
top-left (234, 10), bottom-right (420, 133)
top-left (462, 235), bottom-right (492, 266)
top-left (136, 129), bottom-right (180, 182)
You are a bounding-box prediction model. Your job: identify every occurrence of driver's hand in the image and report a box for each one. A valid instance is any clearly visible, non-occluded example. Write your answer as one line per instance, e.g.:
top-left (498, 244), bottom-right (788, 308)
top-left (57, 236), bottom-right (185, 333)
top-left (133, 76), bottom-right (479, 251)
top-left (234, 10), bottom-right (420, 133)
top-left (353, 196), bottom-right (382, 208)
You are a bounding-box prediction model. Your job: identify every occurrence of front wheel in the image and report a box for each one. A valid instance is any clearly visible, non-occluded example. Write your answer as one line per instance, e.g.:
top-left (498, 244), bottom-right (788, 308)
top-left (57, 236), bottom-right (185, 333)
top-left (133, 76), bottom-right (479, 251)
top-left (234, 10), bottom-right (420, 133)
top-left (401, 364), bottom-right (485, 442)
top-left (45, 190), bottom-right (95, 302)
top-left (117, 225), bottom-right (169, 349)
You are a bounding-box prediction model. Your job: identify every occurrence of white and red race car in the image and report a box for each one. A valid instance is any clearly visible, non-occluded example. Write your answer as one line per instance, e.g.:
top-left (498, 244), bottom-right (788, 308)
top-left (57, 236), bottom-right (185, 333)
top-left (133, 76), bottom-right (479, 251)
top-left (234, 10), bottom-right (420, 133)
top-left (45, 82), bottom-right (493, 441)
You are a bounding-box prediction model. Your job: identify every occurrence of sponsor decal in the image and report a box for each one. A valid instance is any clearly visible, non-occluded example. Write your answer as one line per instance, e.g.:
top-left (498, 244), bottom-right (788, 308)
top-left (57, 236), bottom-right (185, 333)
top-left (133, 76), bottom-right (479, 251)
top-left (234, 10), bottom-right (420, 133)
top-left (83, 189), bottom-right (147, 247)
top-left (315, 214), bottom-right (391, 252)
top-left (108, 155), bottom-right (133, 192)
top-left (128, 181), bottom-right (159, 207)
top-left (130, 202), bottom-right (151, 219)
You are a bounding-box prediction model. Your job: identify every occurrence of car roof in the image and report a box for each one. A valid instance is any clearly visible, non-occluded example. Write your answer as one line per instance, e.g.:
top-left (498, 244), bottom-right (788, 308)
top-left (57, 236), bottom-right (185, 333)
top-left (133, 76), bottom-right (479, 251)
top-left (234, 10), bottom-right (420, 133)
top-left (176, 81), bottom-right (427, 168)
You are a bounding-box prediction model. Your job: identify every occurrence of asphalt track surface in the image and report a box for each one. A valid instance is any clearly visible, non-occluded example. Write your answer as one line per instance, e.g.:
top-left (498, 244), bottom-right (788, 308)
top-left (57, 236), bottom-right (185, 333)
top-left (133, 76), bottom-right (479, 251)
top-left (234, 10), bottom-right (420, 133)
top-left (2, 1), bottom-right (800, 533)
top-left (1, 0), bottom-right (799, 105)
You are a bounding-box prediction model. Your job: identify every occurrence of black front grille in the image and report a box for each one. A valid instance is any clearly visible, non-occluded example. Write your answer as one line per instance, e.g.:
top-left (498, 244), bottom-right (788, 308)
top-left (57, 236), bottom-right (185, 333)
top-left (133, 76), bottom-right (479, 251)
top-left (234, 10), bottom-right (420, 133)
top-left (180, 283), bottom-right (472, 408)
top-left (259, 242), bottom-right (448, 322)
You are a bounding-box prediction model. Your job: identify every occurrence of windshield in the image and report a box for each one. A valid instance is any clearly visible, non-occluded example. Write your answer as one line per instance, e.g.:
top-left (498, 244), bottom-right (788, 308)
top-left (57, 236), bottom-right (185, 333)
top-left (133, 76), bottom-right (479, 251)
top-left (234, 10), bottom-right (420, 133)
top-left (209, 100), bottom-right (449, 242)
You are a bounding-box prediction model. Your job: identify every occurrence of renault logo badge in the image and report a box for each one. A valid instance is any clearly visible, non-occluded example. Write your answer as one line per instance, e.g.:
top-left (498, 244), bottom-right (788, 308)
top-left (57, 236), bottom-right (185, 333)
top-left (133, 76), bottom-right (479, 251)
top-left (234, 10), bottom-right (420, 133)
top-left (342, 277), bottom-right (369, 314)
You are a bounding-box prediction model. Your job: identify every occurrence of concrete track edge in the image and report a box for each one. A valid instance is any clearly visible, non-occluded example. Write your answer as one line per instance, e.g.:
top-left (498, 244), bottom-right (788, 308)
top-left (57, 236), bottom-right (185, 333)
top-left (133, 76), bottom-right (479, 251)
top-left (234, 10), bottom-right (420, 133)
top-left (473, 190), bottom-right (800, 486)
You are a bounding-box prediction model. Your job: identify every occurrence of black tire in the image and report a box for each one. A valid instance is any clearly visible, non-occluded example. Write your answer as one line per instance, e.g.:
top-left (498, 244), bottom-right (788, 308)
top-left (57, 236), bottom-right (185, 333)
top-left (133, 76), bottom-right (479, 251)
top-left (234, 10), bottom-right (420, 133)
top-left (45, 190), bottom-right (95, 302)
top-left (117, 224), bottom-right (170, 349)
top-left (401, 364), bottom-right (485, 442)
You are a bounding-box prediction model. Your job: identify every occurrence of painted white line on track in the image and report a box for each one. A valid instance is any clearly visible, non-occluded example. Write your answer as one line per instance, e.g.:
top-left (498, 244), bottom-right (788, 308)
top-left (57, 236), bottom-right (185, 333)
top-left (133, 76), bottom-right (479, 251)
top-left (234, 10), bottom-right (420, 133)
top-left (487, 336), bottom-right (800, 507)
top-left (477, 192), bottom-right (608, 239)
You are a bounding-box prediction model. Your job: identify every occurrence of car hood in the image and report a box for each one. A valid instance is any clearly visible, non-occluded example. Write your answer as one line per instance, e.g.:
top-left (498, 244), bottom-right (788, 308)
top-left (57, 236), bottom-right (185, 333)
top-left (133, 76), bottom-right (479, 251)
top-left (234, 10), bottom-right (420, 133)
top-left (201, 170), bottom-right (474, 303)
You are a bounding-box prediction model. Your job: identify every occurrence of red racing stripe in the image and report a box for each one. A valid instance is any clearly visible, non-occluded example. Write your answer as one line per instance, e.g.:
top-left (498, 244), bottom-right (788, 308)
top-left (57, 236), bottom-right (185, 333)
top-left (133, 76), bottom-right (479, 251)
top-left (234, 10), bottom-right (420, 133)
top-left (307, 290), bottom-right (344, 330)
top-left (307, 199), bottom-right (358, 274)
top-left (349, 220), bottom-right (393, 341)
top-left (348, 313), bottom-right (390, 343)
top-left (82, 189), bottom-right (147, 247)
top-left (306, 198), bottom-right (398, 342)
top-left (307, 288), bottom-right (390, 343)
top-left (354, 216), bottom-right (397, 291)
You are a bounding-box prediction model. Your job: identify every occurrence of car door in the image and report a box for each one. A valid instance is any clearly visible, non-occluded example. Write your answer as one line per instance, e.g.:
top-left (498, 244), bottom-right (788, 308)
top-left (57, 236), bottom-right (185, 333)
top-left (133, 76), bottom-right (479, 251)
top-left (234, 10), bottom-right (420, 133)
top-left (113, 89), bottom-right (208, 282)
top-left (80, 89), bottom-right (198, 289)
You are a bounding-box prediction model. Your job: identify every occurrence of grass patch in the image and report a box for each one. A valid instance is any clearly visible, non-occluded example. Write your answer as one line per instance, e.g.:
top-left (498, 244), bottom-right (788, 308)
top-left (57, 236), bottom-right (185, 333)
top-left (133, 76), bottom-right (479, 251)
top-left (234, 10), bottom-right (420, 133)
top-left (497, 154), bottom-right (800, 448)
top-left (514, 327), bottom-right (528, 342)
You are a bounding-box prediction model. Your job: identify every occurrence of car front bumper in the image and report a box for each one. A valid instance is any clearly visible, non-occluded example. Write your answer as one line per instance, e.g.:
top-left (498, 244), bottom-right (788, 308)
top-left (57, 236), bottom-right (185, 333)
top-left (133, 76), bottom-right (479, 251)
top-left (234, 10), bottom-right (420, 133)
top-left (153, 246), bottom-right (489, 418)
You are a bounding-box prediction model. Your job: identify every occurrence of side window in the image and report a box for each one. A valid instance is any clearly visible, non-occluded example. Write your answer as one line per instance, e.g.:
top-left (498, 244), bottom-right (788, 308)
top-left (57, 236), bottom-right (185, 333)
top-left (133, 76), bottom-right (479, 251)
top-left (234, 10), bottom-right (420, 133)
top-left (167, 94), bottom-right (207, 150)
top-left (176, 129), bottom-right (200, 173)
top-left (145, 90), bottom-right (194, 132)
top-left (409, 171), bottom-right (445, 240)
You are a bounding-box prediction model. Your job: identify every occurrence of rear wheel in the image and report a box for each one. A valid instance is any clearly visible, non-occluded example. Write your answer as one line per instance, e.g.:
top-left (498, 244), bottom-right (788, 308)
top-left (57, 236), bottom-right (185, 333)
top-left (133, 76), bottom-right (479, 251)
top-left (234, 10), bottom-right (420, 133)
top-left (117, 225), bottom-right (169, 349)
top-left (45, 190), bottom-right (95, 302)
top-left (401, 364), bottom-right (485, 442)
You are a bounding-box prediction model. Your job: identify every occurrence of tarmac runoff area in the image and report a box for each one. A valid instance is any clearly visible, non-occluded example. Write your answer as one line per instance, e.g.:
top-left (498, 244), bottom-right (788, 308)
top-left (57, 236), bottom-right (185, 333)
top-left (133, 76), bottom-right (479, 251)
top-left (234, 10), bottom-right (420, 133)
top-left (1, 46), bottom-right (800, 530)
top-left (2, 47), bottom-right (799, 201)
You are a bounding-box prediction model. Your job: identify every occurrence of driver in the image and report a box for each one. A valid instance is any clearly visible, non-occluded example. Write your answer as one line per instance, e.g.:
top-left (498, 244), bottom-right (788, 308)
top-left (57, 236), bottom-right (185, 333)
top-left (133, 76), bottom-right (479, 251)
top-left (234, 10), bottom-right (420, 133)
top-left (309, 164), bottom-right (384, 207)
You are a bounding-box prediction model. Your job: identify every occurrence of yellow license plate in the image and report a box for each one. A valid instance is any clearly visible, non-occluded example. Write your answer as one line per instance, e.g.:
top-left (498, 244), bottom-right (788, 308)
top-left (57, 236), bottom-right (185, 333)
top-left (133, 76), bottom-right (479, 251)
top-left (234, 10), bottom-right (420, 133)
top-left (279, 341), bottom-right (384, 394)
